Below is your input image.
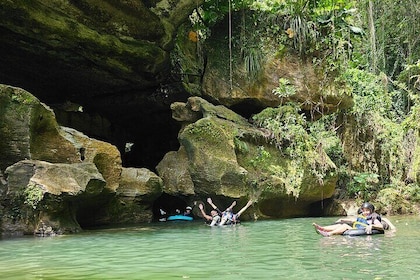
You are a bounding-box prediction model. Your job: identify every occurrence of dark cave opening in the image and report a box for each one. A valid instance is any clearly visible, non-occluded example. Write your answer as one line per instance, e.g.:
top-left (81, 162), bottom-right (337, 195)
top-left (229, 100), bottom-right (267, 120)
top-left (152, 193), bottom-right (192, 221)
top-left (74, 194), bottom-right (115, 229)
top-left (52, 85), bottom-right (190, 171)
top-left (0, 25), bottom-right (190, 173)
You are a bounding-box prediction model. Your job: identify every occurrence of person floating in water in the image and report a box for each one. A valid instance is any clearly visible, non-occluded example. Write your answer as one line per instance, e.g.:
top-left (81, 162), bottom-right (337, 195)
top-left (206, 198), bottom-right (253, 226)
top-left (183, 206), bottom-right (193, 217)
top-left (197, 202), bottom-right (221, 226)
top-left (312, 202), bottom-right (384, 236)
top-left (196, 198), bottom-right (234, 226)
top-left (331, 207), bottom-right (396, 231)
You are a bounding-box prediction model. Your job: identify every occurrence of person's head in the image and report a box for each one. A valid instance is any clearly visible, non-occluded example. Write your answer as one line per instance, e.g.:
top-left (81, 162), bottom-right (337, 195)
top-left (360, 202), bottom-right (375, 216)
top-left (210, 210), bottom-right (218, 217)
top-left (186, 206), bottom-right (192, 211)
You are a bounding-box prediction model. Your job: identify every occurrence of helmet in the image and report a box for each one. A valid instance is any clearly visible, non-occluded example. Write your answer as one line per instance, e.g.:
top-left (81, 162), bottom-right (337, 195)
top-left (361, 202), bottom-right (374, 213)
top-left (186, 206), bottom-right (192, 211)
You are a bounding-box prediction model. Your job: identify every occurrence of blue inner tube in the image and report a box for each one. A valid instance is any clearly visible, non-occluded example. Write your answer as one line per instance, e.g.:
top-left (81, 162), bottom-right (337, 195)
top-left (342, 229), bottom-right (384, 236)
top-left (166, 215), bottom-right (193, 221)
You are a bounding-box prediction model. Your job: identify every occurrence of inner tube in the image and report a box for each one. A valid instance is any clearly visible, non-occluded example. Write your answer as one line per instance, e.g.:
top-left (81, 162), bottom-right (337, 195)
top-left (166, 215), bottom-right (193, 221)
top-left (342, 229), bottom-right (384, 236)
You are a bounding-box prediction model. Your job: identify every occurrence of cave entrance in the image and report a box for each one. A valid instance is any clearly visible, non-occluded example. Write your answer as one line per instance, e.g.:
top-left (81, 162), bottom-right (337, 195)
top-left (152, 193), bottom-right (191, 221)
top-left (74, 193), bottom-right (115, 229)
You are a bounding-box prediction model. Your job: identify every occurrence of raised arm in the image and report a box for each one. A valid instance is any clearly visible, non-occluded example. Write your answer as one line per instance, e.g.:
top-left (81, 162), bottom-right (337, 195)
top-left (235, 200), bottom-right (253, 218)
top-left (198, 203), bottom-right (212, 221)
top-left (226, 200), bottom-right (237, 212)
top-left (207, 198), bottom-right (218, 210)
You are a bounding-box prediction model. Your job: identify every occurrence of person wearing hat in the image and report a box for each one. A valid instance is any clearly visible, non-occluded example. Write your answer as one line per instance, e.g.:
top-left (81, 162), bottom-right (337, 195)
top-left (183, 205), bottom-right (194, 217)
top-left (312, 202), bottom-right (384, 237)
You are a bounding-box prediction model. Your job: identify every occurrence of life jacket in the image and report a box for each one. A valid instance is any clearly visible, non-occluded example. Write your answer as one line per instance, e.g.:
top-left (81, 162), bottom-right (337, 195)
top-left (352, 214), bottom-right (371, 229)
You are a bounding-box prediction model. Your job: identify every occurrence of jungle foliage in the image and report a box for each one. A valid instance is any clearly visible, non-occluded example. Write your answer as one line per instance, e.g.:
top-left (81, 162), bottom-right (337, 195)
top-left (194, 0), bottom-right (420, 213)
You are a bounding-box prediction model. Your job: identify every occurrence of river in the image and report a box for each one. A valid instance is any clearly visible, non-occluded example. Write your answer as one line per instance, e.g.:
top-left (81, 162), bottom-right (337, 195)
top-left (1, 216), bottom-right (419, 279)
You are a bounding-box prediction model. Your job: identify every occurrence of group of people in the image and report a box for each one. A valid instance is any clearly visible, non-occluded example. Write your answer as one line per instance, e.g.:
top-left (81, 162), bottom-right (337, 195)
top-left (313, 202), bottom-right (396, 237)
top-left (159, 199), bottom-right (395, 234)
top-left (158, 198), bottom-right (253, 226)
top-left (197, 198), bottom-right (253, 226)
top-left (158, 205), bottom-right (193, 222)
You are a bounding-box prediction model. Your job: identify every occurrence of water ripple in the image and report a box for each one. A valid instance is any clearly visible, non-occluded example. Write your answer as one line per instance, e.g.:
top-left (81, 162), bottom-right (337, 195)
top-left (1, 217), bottom-right (419, 279)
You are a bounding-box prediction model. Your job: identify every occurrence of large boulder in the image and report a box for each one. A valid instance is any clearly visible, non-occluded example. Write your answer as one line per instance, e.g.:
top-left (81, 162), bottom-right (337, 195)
top-left (115, 167), bottom-right (163, 223)
top-left (59, 127), bottom-right (122, 192)
top-left (156, 147), bottom-right (195, 195)
top-left (157, 97), bottom-right (338, 218)
top-left (0, 84), bottom-right (122, 190)
top-left (2, 160), bottom-right (106, 236)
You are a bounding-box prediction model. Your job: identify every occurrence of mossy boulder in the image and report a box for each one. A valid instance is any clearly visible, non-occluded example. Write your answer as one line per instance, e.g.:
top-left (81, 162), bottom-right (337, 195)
top-left (3, 160), bottom-right (107, 236)
top-left (118, 167), bottom-right (163, 202)
top-left (0, 84), bottom-right (122, 191)
top-left (179, 116), bottom-right (249, 196)
top-left (59, 127), bottom-right (122, 192)
top-left (156, 147), bottom-right (195, 195)
top-left (158, 97), bottom-right (337, 218)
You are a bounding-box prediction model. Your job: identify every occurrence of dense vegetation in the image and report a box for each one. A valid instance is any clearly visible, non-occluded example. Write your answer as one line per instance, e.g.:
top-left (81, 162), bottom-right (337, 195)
top-left (191, 0), bottom-right (420, 213)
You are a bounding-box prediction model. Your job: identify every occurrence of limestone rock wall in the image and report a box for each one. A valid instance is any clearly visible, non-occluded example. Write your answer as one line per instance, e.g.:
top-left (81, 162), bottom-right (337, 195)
top-left (4, 160), bottom-right (106, 236)
top-left (0, 0), bottom-right (201, 100)
top-left (0, 85), bottom-right (158, 236)
top-left (157, 97), bottom-right (338, 218)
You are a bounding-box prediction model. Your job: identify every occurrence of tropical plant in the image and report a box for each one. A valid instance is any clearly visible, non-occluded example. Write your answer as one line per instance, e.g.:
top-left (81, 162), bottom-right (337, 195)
top-left (358, 0), bottom-right (420, 77)
top-left (272, 78), bottom-right (296, 101)
top-left (251, 102), bottom-right (337, 185)
top-left (23, 184), bottom-right (44, 210)
top-left (241, 46), bottom-right (264, 79)
top-left (348, 172), bottom-right (379, 200)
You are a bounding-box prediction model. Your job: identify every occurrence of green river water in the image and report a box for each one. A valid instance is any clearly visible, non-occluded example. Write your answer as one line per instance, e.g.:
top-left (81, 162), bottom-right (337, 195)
top-left (1, 216), bottom-right (419, 280)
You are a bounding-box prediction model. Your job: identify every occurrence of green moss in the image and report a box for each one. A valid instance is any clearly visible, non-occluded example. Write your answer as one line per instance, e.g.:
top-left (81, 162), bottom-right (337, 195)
top-left (9, 87), bottom-right (37, 105)
top-left (4, 0), bottom-right (166, 74)
top-left (233, 137), bottom-right (249, 154)
top-left (186, 119), bottom-right (222, 141)
top-left (182, 118), bottom-right (236, 156)
top-left (23, 183), bottom-right (44, 209)
top-left (237, 141), bottom-right (305, 198)
top-left (268, 161), bottom-right (303, 197)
